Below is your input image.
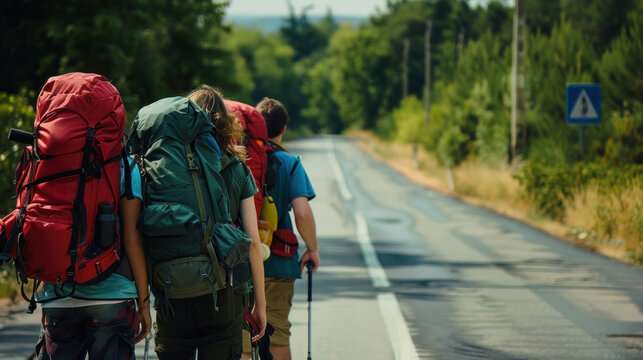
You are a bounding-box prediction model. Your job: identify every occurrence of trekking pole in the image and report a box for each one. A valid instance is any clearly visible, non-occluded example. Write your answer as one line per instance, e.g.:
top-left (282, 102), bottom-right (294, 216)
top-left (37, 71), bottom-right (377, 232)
top-left (306, 263), bottom-right (314, 360)
top-left (143, 331), bottom-right (150, 360)
top-left (251, 328), bottom-right (259, 360)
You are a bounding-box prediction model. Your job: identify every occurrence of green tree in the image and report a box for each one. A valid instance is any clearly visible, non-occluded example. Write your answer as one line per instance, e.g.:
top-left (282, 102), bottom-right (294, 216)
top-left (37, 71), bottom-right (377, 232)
top-left (1, 0), bottom-right (232, 119)
top-left (525, 18), bottom-right (594, 165)
top-left (596, 12), bottom-right (643, 165)
top-left (597, 11), bottom-right (643, 111)
top-left (391, 96), bottom-right (427, 145)
top-left (0, 89), bottom-right (36, 212)
top-left (221, 26), bottom-right (305, 127)
top-left (329, 24), bottom-right (395, 129)
top-left (280, 5), bottom-right (335, 61)
top-left (562, 0), bottom-right (639, 53)
top-left (301, 57), bottom-right (342, 133)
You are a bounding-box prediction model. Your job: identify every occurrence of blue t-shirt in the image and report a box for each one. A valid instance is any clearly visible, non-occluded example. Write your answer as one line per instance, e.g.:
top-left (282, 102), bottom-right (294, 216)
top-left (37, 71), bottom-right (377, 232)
top-left (264, 150), bottom-right (316, 279)
top-left (37, 158), bottom-right (143, 303)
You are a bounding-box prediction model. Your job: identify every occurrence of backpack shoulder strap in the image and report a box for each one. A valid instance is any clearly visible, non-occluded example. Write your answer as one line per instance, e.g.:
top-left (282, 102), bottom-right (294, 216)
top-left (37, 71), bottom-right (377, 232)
top-left (266, 144), bottom-right (301, 190)
top-left (122, 149), bottom-right (134, 200)
top-left (289, 157), bottom-right (301, 177)
top-left (220, 153), bottom-right (241, 172)
top-left (265, 150), bottom-right (281, 191)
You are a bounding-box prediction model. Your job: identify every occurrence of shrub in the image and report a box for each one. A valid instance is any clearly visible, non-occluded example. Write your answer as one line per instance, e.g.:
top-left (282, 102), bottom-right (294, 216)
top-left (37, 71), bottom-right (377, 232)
top-left (515, 161), bottom-right (643, 220)
top-left (0, 89), bottom-right (36, 213)
top-left (391, 96), bottom-right (428, 144)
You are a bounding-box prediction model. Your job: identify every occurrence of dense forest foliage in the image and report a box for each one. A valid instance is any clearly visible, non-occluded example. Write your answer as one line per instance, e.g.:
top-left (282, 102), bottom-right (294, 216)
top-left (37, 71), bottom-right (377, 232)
top-left (1, 0), bottom-right (642, 242)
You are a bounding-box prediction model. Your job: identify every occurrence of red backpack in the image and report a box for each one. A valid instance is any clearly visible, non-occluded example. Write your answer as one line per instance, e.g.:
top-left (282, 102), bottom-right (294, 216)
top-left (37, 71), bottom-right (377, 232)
top-left (224, 100), bottom-right (268, 218)
top-left (0, 73), bottom-right (129, 312)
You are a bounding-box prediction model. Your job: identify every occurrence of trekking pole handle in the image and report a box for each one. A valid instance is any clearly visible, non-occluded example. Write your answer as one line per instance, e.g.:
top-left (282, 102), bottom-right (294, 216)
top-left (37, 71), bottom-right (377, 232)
top-left (306, 263), bottom-right (313, 302)
top-left (8, 128), bottom-right (33, 145)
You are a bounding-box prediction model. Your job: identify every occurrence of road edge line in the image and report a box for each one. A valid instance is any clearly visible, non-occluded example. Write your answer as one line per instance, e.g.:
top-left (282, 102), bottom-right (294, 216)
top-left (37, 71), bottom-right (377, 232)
top-left (378, 292), bottom-right (421, 360)
top-left (355, 212), bottom-right (390, 288)
top-left (328, 139), bottom-right (354, 201)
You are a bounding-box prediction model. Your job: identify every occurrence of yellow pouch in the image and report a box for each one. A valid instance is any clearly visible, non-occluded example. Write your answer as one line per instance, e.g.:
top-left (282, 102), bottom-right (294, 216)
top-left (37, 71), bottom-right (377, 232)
top-left (258, 220), bottom-right (273, 247)
top-left (258, 195), bottom-right (278, 261)
top-left (259, 196), bottom-right (278, 232)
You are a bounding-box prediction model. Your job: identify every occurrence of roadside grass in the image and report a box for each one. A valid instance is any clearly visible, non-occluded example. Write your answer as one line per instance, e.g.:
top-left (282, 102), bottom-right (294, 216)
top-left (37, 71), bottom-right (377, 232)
top-left (564, 181), bottom-right (643, 262)
top-left (0, 263), bottom-right (19, 301)
top-left (349, 130), bottom-right (642, 265)
top-left (0, 263), bottom-right (38, 301)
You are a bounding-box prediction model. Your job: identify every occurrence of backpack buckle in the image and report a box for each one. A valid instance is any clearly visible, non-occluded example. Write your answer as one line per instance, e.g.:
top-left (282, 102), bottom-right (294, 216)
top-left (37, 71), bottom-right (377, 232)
top-left (86, 162), bottom-right (101, 178)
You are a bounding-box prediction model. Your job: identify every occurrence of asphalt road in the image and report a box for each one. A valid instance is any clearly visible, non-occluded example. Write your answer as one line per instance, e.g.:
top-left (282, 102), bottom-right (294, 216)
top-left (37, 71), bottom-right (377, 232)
top-left (1, 136), bottom-right (642, 360)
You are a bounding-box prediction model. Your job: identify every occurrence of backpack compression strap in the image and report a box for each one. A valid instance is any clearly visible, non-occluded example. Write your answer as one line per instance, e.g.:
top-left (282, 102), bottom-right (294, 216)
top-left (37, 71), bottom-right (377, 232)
top-left (10, 149), bottom-right (40, 312)
top-left (65, 128), bottom-right (97, 291)
top-left (182, 132), bottom-right (225, 310)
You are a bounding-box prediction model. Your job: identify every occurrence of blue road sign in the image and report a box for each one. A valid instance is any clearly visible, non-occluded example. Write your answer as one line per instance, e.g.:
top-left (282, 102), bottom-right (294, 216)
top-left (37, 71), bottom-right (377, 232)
top-left (566, 84), bottom-right (601, 125)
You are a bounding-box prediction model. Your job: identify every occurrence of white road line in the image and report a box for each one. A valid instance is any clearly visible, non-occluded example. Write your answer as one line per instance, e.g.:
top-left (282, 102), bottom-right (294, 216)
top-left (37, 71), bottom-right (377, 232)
top-left (355, 213), bottom-right (390, 288)
top-left (378, 293), bottom-right (421, 360)
top-left (327, 139), bottom-right (354, 201)
top-left (329, 140), bottom-right (419, 360)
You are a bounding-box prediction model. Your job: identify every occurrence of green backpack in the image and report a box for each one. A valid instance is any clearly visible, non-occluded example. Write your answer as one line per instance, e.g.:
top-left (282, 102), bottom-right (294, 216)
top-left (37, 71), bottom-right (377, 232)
top-left (220, 153), bottom-right (254, 293)
top-left (126, 97), bottom-right (251, 318)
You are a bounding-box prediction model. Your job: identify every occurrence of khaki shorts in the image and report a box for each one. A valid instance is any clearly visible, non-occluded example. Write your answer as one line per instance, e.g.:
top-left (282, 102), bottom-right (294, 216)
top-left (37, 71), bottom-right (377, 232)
top-left (242, 329), bottom-right (252, 353)
top-left (265, 277), bottom-right (295, 346)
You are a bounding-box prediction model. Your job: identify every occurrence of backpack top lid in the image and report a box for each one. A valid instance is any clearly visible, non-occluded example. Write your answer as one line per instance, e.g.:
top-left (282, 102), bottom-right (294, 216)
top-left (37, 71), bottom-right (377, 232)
top-left (128, 97), bottom-right (214, 154)
top-left (224, 100), bottom-right (268, 218)
top-left (34, 72), bottom-right (126, 158)
top-left (224, 99), bottom-right (267, 141)
top-left (36, 72), bottom-right (125, 128)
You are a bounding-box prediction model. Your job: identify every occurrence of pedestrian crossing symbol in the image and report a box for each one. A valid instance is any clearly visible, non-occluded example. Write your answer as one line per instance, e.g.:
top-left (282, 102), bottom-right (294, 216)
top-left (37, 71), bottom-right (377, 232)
top-left (566, 84), bottom-right (601, 125)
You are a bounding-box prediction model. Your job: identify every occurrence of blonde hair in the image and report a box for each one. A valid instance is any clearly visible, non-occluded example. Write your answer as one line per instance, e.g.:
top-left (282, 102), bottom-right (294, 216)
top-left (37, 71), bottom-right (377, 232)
top-left (187, 85), bottom-right (247, 162)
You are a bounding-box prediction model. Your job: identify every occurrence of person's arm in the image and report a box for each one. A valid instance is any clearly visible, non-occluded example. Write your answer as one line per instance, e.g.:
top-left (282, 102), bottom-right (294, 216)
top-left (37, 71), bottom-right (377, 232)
top-left (240, 196), bottom-right (267, 341)
top-left (292, 196), bottom-right (319, 272)
top-left (119, 196), bottom-right (151, 344)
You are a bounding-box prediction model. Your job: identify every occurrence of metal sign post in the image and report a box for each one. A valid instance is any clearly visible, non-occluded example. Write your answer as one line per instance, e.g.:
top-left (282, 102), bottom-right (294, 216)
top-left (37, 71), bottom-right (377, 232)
top-left (566, 84), bottom-right (602, 159)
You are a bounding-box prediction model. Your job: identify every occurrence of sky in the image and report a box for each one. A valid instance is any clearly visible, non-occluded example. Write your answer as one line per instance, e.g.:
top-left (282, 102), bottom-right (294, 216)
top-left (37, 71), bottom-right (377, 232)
top-left (222, 0), bottom-right (501, 17)
top-left (222, 0), bottom-right (389, 17)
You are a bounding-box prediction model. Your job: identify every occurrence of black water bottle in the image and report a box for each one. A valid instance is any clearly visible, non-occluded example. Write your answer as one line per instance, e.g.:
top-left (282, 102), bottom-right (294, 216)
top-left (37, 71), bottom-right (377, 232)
top-left (95, 202), bottom-right (116, 249)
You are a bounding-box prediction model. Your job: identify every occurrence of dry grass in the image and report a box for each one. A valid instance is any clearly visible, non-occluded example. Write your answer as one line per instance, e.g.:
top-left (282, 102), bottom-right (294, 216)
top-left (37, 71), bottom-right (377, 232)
top-left (350, 130), bottom-right (526, 214)
top-left (564, 181), bottom-right (643, 262)
top-left (453, 160), bottom-right (521, 207)
top-left (349, 131), bottom-right (641, 265)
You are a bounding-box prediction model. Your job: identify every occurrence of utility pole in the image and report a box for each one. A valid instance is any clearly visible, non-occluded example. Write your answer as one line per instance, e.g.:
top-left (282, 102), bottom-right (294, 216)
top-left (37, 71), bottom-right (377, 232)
top-left (457, 29), bottom-right (464, 60)
top-left (511, 0), bottom-right (526, 168)
top-left (424, 20), bottom-right (432, 124)
top-left (402, 38), bottom-right (410, 99)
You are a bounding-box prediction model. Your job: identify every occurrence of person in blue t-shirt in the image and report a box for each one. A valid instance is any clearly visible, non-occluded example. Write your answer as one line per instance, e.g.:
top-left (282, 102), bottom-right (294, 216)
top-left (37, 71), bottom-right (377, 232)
top-left (256, 98), bottom-right (319, 360)
top-left (35, 159), bottom-right (151, 360)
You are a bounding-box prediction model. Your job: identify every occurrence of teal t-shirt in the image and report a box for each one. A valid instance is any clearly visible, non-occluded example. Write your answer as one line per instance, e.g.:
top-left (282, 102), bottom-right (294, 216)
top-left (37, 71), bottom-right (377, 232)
top-left (37, 158), bottom-right (143, 302)
top-left (264, 150), bottom-right (315, 279)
